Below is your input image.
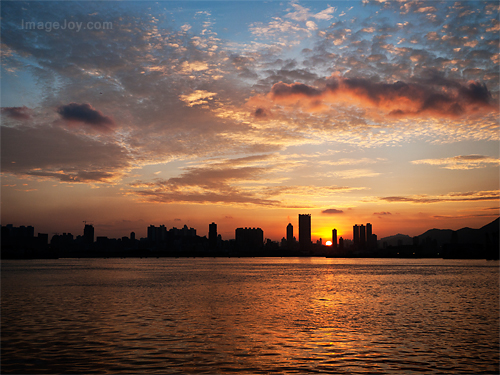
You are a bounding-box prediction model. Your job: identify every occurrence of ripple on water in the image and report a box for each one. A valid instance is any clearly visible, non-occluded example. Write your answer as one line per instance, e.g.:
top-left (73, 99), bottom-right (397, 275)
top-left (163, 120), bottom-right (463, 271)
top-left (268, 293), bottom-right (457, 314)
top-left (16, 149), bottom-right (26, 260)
top-left (1, 258), bottom-right (499, 374)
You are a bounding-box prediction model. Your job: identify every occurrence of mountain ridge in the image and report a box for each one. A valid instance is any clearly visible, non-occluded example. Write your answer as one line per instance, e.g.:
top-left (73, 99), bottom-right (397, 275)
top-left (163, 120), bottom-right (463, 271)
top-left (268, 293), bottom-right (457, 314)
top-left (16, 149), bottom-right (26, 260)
top-left (379, 217), bottom-right (499, 247)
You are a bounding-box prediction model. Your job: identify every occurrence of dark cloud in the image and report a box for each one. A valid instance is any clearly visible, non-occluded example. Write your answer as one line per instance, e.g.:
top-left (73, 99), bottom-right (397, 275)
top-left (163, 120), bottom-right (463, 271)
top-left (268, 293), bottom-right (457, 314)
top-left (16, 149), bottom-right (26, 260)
top-left (133, 190), bottom-right (279, 206)
top-left (374, 212), bottom-right (392, 215)
top-left (271, 82), bottom-right (322, 98)
top-left (129, 163), bottom-right (281, 206)
top-left (254, 108), bottom-right (268, 118)
top-left (267, 75), bottom-right (495, 117)
top-left (322, 208), bottom-right (344, 214)
top-left (1, 125), bottom-right (131, 183)
top-left (25, 170), bottom-right (117, 183)
top-left (57, 103), bottom-right (115, 131)
top-left (2, 107), bottom-right (32, 120)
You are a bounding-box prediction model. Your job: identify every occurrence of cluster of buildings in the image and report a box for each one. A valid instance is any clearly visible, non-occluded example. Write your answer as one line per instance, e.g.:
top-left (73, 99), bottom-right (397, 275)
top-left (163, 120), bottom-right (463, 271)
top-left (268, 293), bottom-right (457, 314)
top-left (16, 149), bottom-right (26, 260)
top-left (1, 214), bottom-right (377, 258)
top-left (281, 214), bottom-right (377, 254)
top-left (3, 215), bottom-right (497, 259)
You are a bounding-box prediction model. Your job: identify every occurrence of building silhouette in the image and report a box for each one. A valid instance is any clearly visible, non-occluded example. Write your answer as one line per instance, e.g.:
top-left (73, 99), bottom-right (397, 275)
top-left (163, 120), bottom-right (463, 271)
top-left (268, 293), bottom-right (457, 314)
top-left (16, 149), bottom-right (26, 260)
top-left (332, 228), bottom-right (337, 248)
top-left (353, 224), bottom-right (360, 247)
top-left (147, 224), bottom-right (167, 244)
top-left (209, 222), bottom-right (217, 250)
top-left (286, 223), bottom-right (293, 244)
top-left (235, 227), bottom-right (263, 253)
top-left (360, 224), bottom-right (366, 247)
top-left (298, 214), bottom-right (311, 250)
top-left (83, 224), bottom-right (94, 244)
top-left (352, 222), bottom-right (377, 251)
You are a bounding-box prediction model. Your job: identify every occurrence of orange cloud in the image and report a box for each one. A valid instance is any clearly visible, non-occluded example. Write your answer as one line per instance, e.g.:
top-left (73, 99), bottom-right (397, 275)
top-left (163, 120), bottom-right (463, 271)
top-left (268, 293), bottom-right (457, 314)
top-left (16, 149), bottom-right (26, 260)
top-left (264, 75), bottom-right (496, 118)
top-left (380, 190), bottom-right (500, 204)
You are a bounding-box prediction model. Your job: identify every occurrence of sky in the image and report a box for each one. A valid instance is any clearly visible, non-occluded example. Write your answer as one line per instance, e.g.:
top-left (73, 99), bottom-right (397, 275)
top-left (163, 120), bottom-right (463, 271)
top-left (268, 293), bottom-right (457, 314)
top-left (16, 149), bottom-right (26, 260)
top-left (1, 0), bottom-right (499, 242)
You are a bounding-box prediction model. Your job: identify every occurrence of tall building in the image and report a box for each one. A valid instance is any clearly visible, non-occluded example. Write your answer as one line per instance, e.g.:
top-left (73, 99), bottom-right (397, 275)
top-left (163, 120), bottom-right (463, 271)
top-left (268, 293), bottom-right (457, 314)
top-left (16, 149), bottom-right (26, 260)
top-left (147, 225), bottom-right (167, 243)
top-left (360, 224), bottom-right (366, 247)
top-left (235, 227), bottom-right (263, 252)
top-left (353, 224), bottom-right (359, 247)
top-left (366, 223), bottom-right (376, 250)
top-left (286, 223), bottom-right (293, 243)
top-left (147, 225), bottom-right (155, 242)
top-left (332, 228), bottom-right (337, 248)
top-left (298, 214), bottom-right (311, 250)
top-left (209, 222), bottom-right (217, 249)
top-left (366, 223), bottom-right (372, 239)
top-left (83, 224), bottom-right (94, 244)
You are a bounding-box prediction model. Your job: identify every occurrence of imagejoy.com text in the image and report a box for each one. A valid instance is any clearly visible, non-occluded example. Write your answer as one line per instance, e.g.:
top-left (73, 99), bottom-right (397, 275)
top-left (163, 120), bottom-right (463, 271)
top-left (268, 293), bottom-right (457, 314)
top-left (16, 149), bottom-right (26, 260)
top-left (21, 19), bottom-right (112, 33)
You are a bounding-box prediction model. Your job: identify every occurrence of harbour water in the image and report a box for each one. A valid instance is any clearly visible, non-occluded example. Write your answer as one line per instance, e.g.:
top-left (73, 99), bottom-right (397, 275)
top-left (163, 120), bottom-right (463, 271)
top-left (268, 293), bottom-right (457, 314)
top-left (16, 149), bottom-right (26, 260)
top-left (2, 258), bottom-right (499, 374)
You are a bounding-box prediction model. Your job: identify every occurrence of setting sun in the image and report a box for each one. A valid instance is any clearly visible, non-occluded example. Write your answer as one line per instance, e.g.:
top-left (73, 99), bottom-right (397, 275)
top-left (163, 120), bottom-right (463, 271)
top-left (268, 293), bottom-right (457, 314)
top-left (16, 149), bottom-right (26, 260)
top-left (325, 241), bottom-right (332, 246)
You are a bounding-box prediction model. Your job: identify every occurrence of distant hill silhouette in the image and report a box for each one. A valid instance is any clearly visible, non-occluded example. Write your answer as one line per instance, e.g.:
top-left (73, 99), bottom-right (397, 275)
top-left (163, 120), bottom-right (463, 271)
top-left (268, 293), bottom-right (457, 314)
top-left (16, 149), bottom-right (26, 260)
top-left (380, 217), bottom-right (499, 247)
top-left (416, 217), bottom-right (499, 246)
top-left (378, 233), bottom-right (413, 247)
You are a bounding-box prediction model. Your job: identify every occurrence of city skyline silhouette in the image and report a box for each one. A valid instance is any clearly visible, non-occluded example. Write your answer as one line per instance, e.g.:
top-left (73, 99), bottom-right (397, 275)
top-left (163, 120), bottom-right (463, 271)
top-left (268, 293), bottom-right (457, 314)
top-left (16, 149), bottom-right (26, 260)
top-left (2, 215), bottom-right (498, 260)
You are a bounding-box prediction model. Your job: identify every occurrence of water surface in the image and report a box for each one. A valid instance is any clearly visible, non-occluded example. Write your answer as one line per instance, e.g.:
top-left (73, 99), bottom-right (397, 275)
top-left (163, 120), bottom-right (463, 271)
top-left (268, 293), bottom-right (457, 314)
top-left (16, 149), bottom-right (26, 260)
top-left (2, 258), bottom-right (499, 374)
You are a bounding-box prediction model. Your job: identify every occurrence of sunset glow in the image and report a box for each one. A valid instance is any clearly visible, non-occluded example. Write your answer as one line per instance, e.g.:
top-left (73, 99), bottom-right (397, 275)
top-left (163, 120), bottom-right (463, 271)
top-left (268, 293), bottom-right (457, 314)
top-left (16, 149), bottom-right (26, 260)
top-left (1, 1), bottom-right (499, 241)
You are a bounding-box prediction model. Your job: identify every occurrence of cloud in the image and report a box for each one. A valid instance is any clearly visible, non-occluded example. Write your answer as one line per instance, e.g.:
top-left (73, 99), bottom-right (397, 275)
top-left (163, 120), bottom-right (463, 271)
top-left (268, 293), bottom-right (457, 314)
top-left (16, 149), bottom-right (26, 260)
top-left (380, 190), bottom-right (500, 204)
top-left (179, 90), bottom-right (217, 107)
top-left (411, 155), bottom-right (500, 170)
top-left (179, 61), bottom-right (209, 74)
top-left (129, 162), bottom-right (281, 206)
top-left (324, 169), bottom-right (381, 179)
top-left (56, 103), bottom-right (115, 132)
top-left (262, 185), bottom-right (365, 198)
top-left (249, 18), bottom-right (313, 40)
top-left (313, 6), bottom-right (336, 20)
top-left (1, 125), bottom-right (131, 183)
top-left (266, 76), bottom-right (495, 118)
top-left (374, 211), bottom-right (392, 215)
top-left (322, 208), bottom-right (344, 214)
top-left (285, 3), bottom-right (311, 22)
top-left (128, 154), bottom-right (363, 208)
top-left (433, 213), bottom-right (498, 219)
top-left (1, 106), bottom-right (32, 120)
top-left (1, 0), bottom-right (499, 196)
top-left (319, 158), bottom-right (385, 166)
top-left (254, 107), bottom-right (269, 118)
top-left (284, 3), bottom-right (336, 22)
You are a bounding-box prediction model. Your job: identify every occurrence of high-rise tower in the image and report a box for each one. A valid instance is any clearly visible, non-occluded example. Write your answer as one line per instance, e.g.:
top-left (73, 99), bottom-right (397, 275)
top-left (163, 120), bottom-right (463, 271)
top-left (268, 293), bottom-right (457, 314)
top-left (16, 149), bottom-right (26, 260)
top-left (209, 222), bottom-right (217, 250)
top-left (298, 214), bottom-right (311, 250)
top-left (366, 223), bottom-right (374, 249)
top-left (332, 228), bottom-right (337, 248)
top-left (366, 223), bottom-right (372, 239)
top-left (83, 224), bottom-right (94, 244)
top-left (353, 224), bottom-right (360, 247)
top-left (286, 223), bottom-right (293, 243)
top-left (360, 224), bottom-right (366, 247)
